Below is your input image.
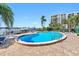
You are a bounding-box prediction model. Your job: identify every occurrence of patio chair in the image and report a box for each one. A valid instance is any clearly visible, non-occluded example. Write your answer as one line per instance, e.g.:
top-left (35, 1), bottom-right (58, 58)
top-left (0, 36), bottom-right (7, 45)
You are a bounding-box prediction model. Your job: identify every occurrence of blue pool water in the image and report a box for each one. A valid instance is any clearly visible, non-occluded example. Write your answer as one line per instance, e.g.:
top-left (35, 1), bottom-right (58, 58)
top-left (18, 32), bottom-right (63, 43)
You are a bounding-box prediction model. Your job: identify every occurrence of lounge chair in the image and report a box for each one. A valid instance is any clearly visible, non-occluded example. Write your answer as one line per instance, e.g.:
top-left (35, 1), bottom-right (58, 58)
top-left (0, 36), bottom-right (7, 45)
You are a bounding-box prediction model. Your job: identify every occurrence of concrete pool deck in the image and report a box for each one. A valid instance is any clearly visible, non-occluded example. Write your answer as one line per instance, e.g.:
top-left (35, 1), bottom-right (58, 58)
top-left (0, 32), bottom-right (79, 56)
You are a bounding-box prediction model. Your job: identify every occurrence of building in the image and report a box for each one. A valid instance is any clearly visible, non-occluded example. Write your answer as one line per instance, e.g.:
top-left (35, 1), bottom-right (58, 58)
top-left (51, 14), bottom-right (67, 24)
top-left (51, 15), bottom-right (58, 23)
top-left (51, 12), bottom-right (79, 24)
top-left (58, 14), bottom-right (67, 24)
top-left (50, 12), bottom-right (79, 29)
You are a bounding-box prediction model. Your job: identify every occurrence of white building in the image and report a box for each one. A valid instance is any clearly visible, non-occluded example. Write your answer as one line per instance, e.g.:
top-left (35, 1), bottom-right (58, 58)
top-left (51, 12), bottom-right (79, 24)
top-left (51, 12), bottom-right (79, 29)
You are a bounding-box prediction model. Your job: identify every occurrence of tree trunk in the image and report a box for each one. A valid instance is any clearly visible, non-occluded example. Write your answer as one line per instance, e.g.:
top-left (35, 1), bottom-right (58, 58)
top-left (69, 25), bottom-right (71, 32)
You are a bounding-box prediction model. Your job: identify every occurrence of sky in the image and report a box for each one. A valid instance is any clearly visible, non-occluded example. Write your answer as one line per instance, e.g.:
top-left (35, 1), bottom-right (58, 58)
top-left (1, 3), bottom-right (79, 28)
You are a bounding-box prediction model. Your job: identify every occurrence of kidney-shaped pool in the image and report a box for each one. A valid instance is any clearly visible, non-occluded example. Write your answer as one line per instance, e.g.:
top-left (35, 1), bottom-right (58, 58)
top-left (16, 32), bottom-right (66, 45)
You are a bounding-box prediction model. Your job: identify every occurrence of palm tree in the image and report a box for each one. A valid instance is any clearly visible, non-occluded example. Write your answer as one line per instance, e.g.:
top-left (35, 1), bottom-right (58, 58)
top-left (49, 16), bottom-right (62, 31)
top-left (67, 18), bottom-right (75, 32)
top-left (0, 3), bottom-right (14, 28)
top-left (61, 19), bottom-right (67, 32)
top-left (66, 15), bottom-right (79, 32)
top-left (62, 16), bottom-right (76, 32)
top-left (73, 15), bottom-right (79, 26)
top-left (41, 16), bottom-right (46, 31)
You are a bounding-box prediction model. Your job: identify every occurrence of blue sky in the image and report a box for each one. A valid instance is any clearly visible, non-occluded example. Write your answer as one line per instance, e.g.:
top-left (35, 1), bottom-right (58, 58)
top-left (1, 3), bottom-right (79, 28)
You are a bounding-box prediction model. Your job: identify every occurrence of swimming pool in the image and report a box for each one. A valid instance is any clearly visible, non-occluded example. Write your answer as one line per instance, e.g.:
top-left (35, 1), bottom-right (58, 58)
top-left (16, 32), bottom-right (66, 45)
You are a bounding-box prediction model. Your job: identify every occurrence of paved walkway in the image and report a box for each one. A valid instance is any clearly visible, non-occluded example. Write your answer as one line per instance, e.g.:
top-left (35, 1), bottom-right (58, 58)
top-left (0, 33), bottom-right (79, 56)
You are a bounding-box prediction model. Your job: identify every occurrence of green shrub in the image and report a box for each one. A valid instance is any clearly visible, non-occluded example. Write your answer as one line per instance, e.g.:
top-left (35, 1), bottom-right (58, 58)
top-left (36, 28), bottom-right (42, 31)
top-left (47, 27), bottom-right (53, 31)
top-left (64, 29), bottom-right (69, 32)
top-left (77, 33), bottom-right (79, 36)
